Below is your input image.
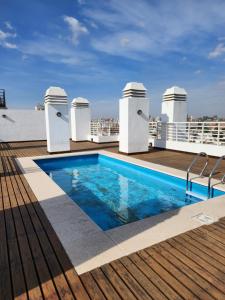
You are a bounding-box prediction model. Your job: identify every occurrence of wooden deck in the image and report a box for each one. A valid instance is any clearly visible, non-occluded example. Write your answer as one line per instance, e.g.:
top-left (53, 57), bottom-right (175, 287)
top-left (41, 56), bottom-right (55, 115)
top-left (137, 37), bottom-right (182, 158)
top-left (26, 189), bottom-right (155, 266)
top-left (1, 141), bottom-right (225, 300)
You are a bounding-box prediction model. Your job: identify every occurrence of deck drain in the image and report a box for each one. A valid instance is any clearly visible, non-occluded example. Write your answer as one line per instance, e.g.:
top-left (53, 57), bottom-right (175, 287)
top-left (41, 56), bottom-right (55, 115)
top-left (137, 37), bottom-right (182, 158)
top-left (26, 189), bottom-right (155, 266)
top-left (191, 213), bottom-right (215, 225)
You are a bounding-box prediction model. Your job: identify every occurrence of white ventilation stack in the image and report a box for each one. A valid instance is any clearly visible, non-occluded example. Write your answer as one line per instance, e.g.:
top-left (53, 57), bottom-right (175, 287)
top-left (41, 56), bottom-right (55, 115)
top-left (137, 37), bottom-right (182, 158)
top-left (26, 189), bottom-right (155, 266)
top-left (71, 97), bottom-right (91, 141)
top-left (44, 86), bottom-right (70, 153)
top-left (119, 82), bottom-right (149, 154)
top-left (161, 86), bottom-right (187, 122)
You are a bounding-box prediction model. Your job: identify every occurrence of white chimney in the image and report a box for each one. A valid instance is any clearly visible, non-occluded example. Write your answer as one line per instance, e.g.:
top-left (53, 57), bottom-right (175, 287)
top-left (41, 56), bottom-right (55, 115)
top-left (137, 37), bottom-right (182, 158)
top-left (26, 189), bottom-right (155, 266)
top-left (119, 82), bottom-right (149, 154)
top-left (161, 86), bottom-right (187, 122)
top-left (44, 86), bottom-right (70, 153)
top-left (71, 97), bottom-right (91, 141)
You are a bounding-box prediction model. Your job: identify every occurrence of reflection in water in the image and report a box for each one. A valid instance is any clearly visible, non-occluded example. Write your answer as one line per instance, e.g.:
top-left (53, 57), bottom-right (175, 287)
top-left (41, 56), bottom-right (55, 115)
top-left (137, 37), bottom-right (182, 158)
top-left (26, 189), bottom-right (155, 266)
top-left (116, 174), bottom-right (138, 224)
top-left (43, 156), bottom-right (203, 231)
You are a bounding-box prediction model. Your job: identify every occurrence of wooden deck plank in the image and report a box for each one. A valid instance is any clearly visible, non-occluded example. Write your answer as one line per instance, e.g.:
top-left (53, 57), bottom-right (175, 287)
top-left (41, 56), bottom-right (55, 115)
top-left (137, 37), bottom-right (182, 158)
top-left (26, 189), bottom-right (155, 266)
top-left (0, 152), bottom-right (58, 299)
top-left (155, 243), bottom-right (215, 300)
top-left (90, 268), bottom-right (121, 300)
top-left (193, 228), bottom-right (225, 258)
top-left (138, 249), bottom-right (198, 300)
top-left (168, 237), bottom-right (225, 289)
top-left (1, 141), bottom-right (225, 300)
top-left (5, 160), bottom-right (76, 299)
top-left (133, 249), bottom-right (187, 299)
top-left (127, 253), bottom-right (178, 300)
top-left (0, 156), bottom-right (28, 300)
top-left (0, 160), bottom-right (13, 300)
top-left (100, 264), bottom-right (137, 300)
top-left (3, 156), bottom-right (43, 300)
top-left (145, 246), bottom-right (207, 299)
top-left (5, 156), bottom-right (59, 300)
top-left (177, 233), bottom-right (225, 272)
top-left (163, 241), bottom-right (225, 300)
top-left (80, 272), bottom-right (107, 300)
top-left (110, 260), bottom-right (152, 300)
top-left (9, 156), bottom-right (90, 300)
top-left (1, 145), bottom-right (61, 299)
top-left (121, 255), bottom-right (166, 300)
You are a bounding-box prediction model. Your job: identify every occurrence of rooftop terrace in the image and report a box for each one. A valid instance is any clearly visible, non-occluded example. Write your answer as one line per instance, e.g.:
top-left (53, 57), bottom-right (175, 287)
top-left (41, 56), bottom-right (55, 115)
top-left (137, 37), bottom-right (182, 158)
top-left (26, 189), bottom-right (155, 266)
top-left (1, 140), bottom-right (225, 299)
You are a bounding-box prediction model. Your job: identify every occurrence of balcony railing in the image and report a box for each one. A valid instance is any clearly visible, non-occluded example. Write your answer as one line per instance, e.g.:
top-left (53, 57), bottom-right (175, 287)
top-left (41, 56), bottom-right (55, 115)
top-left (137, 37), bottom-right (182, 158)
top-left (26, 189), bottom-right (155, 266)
top-left (91, 120), bottom-right (225, 146)
top-left (149, 122), bottom-right (225, 146)
top-left (91, 120), bottom-right (119, 136)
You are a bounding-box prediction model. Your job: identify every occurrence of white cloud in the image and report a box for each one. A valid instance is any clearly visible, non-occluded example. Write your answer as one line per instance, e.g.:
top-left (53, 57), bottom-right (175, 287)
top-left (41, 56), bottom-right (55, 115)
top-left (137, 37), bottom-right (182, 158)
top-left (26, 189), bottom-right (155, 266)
top-left (63, 16), bottom-right (88, 45)
top-left (194, 70), bottom-right (202, 75)
top-left (120, 37), bottom-right (130, 47)
top-left (218, 36), bottom-right (225, 41)
top-left (20, 35), bottom-right (95, 66)
top-left (92, 31), bottom-right (155, 60)
top-left (208, 43), bottom-right (225, 58)
top-left (82, 0), bottom-right (225, 59)
top-left (77, 0), bottom-right (86, 5)
top-left (5, 21), bottom-right (13, 30)
top-left (89, 21), bottom-right (98, 29)
top-left (217, 79), bottom-right (225, 87)
top-left (4, 42), bottom-right (17, 49)
top-left (0, 29), bottom-right (17, 49)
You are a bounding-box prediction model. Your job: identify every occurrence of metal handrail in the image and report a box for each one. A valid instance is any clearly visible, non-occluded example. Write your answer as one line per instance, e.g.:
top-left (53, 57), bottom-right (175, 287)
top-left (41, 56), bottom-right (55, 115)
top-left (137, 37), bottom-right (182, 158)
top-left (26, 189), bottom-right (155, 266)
top-left (208, 155), bottom-right (225, 198)
top-left (186, 152), bottom-right (209, 191)
top-left (221, 174), bottom-right (225, 184)
top-left (149, 121), bottom-right (225, 146)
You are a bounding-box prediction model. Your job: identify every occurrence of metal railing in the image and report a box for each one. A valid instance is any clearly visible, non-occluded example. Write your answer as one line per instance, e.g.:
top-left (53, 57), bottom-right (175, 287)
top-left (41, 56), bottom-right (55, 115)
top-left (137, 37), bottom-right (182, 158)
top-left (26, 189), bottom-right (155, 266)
top-left (149, 122), bottom-right (225, 146)
top-left (208, 155), bottom-right (225, 198)
top-left (91, 120), bottom-right (119, 136)
top-left (186, 152), bottom-right (209, 192)
top-left (0, 89), bottom-right (6, 108)
top-left (90, 120), bottom-right (225, 146)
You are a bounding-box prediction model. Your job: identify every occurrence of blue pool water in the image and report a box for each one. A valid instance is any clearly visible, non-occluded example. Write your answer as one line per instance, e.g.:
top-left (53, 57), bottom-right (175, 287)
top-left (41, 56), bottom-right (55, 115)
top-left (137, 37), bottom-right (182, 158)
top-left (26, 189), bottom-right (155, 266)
top-left (35, 154), bottom-right (224, 230)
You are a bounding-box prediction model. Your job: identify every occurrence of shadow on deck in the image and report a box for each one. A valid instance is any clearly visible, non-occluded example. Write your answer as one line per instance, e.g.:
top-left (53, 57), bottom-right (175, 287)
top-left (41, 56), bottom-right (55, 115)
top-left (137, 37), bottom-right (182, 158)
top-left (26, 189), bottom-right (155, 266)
top-left (1, 141), bottom-right (225, 300)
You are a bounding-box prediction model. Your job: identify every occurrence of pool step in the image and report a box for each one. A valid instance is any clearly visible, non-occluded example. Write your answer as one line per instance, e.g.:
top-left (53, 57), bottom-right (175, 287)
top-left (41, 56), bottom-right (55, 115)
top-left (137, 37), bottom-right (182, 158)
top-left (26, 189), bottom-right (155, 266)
top-left (186, 190), bottom-right (208, 201)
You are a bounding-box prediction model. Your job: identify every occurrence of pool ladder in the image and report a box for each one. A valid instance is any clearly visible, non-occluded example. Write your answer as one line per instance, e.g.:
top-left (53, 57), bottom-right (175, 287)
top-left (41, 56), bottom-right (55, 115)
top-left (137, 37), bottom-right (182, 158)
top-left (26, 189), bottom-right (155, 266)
top-left (207, 155), bottom-right (225, 198)
top-left (186, 153), bottom-right (225, 200)
top-left (186, 152), bottom-right (209, 200)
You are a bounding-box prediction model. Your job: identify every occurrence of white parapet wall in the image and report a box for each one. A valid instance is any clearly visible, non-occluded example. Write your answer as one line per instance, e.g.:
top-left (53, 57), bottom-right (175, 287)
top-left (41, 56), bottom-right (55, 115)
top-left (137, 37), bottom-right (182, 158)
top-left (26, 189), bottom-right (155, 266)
top-left (0, 109), bottom-right (46, 142)
top-left (88, 135), bottom-right (119, 143)
top-left (149, 138), bottom-right (225, 157)
top-left (149, 121), bottom-right (225, 157)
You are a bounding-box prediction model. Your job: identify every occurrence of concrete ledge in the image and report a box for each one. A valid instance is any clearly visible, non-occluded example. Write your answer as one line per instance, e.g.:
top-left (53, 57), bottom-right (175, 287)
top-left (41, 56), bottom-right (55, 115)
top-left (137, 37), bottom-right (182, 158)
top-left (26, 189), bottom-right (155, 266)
top-left (88, 135), bottom-right (119, 143)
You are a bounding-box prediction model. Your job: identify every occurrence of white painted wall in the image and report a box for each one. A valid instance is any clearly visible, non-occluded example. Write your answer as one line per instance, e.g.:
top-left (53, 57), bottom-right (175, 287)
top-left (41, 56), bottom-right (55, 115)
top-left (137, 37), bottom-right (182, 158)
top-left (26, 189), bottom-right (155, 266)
top-left (88, 135), bottom-right (118, 143)
top-left (71, 107), bottom-right (91, 141)
top-left (0, 109), bottom-right (46, 142)
top-left (44, 86), bottom-right (70, 153)
top-left (161, 101), bottom-right (187, 122)
top-left (45, 103), bottom-right (70, 153)
top-left (119, 97), bottom-right (149, 153)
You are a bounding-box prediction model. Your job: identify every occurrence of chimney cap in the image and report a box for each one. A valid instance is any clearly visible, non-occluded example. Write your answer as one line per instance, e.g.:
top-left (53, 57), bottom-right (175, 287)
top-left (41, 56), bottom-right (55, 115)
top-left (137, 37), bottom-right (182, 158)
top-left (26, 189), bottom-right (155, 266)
top-left (123, 82), bottom-right (147, 92)
top-left (72, 97), bottom-right (89, 104)
top-left (45, 86), bottom-right (67, 97)
top-left (163, 86), bottom-right (187, 96)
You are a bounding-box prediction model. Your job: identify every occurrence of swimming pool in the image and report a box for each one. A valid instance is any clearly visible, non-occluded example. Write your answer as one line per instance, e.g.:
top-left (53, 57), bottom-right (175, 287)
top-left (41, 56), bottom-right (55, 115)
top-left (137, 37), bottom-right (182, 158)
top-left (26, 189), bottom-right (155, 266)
top-left (36, 154), bottom-right (225, 230)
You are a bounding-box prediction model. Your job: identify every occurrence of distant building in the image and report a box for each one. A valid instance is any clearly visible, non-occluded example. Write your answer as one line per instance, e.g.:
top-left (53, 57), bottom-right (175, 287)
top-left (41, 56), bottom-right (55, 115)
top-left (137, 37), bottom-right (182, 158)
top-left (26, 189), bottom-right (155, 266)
top-left (187, 115), bottom-right (193, 122)
top-left (35, 103), bottom-right (45, 111)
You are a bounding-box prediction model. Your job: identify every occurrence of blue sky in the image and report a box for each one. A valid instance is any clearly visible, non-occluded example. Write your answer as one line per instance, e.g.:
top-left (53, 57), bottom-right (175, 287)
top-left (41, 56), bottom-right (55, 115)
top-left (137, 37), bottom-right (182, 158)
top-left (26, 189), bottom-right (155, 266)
top-left (1, 0), bottom-right (225, 118)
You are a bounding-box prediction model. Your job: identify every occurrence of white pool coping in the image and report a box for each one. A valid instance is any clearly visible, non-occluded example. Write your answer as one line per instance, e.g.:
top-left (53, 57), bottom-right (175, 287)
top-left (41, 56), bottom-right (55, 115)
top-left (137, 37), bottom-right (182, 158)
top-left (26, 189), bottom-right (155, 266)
top-left (17, 150), bottom-right (225, 274)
